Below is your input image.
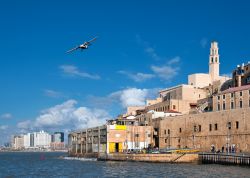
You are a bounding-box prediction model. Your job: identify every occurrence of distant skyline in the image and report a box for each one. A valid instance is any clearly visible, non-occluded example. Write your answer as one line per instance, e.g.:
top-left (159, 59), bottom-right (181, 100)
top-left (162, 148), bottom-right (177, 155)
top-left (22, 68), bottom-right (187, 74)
top-left (1, 0), bottom-right (250, 145)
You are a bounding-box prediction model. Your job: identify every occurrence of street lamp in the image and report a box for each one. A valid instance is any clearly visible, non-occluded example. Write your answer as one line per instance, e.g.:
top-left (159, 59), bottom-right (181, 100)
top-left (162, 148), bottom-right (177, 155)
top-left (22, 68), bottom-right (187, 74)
top-left (226, 121), bottom-right (231, 154)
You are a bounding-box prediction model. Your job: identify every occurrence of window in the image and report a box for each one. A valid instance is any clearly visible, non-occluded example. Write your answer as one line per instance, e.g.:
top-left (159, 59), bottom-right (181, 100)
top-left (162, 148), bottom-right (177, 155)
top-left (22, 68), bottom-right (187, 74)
top-left (215, 123), bottom-right (218, 130)
top-left (217, 103), bottom-right (220, 111)
top-left (194, 125), bottom-right (197, 132)
top-left (198, 125), bottom-right (202, 132)
top-left (231, 93), bottom-right (234, 98)
top-left (165, 139), bottom-right (167, 143)
top-left (223, 102), bottom-right (226, 110)
top-left (240, 91), bottom-right (242, 96)
top-left (247, 77), bottom-right (250, 84)
top-left (249, 100), bottom-right (250, 107)
top-left (211, 57), bottom-right (214, 63)
top-left (209, 124), bottom-right (212, 131)
top-left (178, 138), bottom-right (181, 143)
top-left (240, 100), bottom-right (243, 108)
top-left (168, 129), bottom-right (170, 134)
top-left (231, 102), bottom-right (234, 109)
top-left (164, 130), bottom-right (167, 135)
top-left (236, 121), bottom-right (239, 129)
top-left (215, 57), bottom-right (218, 63)
top-left (179, 128), bottom-right (182, 133)
top-left (227, 122), bottom-right (231, 130)
top-left (173, 105), bottom-right (176, 110)
top-left (217, 96), bottom-right (220, 100)
top-left (223, 95), bottom-right (225, 99)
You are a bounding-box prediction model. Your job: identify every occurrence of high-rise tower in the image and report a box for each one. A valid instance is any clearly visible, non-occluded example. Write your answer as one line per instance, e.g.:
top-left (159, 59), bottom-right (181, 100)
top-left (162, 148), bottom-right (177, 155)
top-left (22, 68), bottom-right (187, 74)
top-left (209, 41), bottom-right (220, 82)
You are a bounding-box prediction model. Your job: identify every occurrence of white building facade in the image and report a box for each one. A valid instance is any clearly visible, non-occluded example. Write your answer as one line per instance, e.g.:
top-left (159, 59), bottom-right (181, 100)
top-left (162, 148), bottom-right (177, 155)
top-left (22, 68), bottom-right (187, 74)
top-left (20, 130), bottom-right (51, 149)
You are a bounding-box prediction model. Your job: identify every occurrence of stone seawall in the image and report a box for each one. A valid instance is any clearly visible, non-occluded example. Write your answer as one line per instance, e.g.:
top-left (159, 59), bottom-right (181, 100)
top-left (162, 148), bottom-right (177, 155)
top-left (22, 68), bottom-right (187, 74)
top-left (98, 153), bottom-right (199, 163)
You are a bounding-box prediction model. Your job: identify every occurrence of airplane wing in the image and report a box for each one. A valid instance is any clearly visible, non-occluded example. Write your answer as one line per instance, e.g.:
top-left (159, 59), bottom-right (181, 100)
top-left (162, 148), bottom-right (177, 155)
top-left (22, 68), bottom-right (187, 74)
top-left (86, 36), bottom-right (98, 45)
top-left (66, 46), bottom-right (79, 53)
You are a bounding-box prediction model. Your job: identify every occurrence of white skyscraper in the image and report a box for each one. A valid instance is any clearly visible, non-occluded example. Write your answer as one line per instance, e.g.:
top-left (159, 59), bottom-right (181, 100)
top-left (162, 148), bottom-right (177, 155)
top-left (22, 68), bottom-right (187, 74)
top-left (21, 130), bottom-right (51, 149)
top-left (23, 133), bottom-right (31, 148)
top-left (34, 130), bottom-right (51, 148)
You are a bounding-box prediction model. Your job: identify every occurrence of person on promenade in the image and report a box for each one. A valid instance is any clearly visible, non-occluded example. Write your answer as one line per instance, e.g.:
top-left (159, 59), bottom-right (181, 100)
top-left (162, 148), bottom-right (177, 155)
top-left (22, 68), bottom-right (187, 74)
top-left (222, 146), bottom-right (224, 153)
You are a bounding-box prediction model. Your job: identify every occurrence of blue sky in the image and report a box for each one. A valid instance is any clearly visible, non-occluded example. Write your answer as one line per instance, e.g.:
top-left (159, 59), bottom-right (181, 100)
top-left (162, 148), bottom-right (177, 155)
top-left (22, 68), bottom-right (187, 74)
top-left (0, 0), bottom-right (250, 145)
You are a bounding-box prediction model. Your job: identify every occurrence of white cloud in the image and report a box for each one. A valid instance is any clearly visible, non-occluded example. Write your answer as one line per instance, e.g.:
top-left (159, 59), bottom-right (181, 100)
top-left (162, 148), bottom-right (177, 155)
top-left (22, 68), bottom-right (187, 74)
top-left (86, 87), bottom-right (160, 111)
top-left (0, 125), bottom-right (8, 130)
top-left (17, 100), bottom-right (110, 132)
top-left (145, 47), bottom-right (161, 61)
top-left (0, 113), bottom-right (12, 119)
top-left (44, 89), bottom-right (64, 98)
top-left (167, 56), bottom-right (180, 65)
top-left (105, 88), bottom-right (159, 108)
top-left (151, 56), bottom-right (180, 81)
top-left (136, 35), bottom-right (161, 61)
top-left (120, 88), bottom-right (151, 107)
top-left (118, 70), bottom-right (155, 82)
top-left (17, 120), bottom-right (32, 130)
top-left (60, 65), bottom-right (100, 80)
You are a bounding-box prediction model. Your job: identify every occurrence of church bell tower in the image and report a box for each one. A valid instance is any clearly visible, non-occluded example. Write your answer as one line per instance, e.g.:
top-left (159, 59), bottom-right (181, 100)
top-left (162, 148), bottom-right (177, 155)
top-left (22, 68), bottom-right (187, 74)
top-left (209, 41), bottom-right (220, 82)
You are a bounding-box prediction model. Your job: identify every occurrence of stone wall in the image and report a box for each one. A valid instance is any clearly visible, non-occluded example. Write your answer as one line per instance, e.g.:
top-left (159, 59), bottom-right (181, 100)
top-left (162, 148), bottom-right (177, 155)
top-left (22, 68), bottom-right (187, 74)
top-left (103, 153), bottom-right (198, 163)
top-left (157, 108), bottom-right (250, 152)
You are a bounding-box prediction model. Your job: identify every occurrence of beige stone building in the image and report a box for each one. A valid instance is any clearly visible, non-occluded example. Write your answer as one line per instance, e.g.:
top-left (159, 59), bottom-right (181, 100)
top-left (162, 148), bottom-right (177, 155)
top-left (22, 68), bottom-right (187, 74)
top-left (126, 106), bottom-right (145, 116)
top-left (154, 108), bottom-right (250, 152)
top-left (213, 85), bottom-right (250, 111)
top-left (146, 84), bottom-right (208, 114)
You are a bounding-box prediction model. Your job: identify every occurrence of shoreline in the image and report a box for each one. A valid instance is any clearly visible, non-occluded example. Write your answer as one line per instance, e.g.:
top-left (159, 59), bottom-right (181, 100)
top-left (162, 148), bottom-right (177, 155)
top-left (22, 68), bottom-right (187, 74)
top-left (0, 150), bottom-right (68, 153)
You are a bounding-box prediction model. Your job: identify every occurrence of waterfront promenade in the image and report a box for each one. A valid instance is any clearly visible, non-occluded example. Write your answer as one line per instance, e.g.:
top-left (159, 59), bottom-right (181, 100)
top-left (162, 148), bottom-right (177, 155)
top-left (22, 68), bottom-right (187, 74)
top-left (98, 153), bottom-right (199, 163)
top-left (199, 152), bottom-right (250, 166)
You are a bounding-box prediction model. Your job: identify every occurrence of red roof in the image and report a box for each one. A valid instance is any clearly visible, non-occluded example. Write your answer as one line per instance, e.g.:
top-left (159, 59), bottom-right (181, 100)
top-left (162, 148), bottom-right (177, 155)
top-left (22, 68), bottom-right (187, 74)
top-left (221, 84), bottom-right (250, 94)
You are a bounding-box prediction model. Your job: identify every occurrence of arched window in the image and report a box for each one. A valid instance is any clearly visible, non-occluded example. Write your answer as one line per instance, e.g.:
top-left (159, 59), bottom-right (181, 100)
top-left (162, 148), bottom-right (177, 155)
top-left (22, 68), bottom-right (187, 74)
top-left (211, 57), bottom-right (214, 63)
top-left (215, 57), bottom-right (217, 63)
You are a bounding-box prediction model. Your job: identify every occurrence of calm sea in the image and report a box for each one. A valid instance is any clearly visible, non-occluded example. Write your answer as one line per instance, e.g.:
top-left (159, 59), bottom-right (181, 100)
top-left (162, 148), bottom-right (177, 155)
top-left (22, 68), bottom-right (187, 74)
top-left (0, 152), bottom-right (249, 178)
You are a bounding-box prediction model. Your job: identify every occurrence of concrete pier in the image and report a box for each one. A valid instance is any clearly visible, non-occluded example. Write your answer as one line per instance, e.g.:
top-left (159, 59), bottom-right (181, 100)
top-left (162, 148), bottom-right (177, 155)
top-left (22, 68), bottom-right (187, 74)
top-left (199, 153), bottom-right (250, 166)
top-left (98, 153), bottom-right (199, 163)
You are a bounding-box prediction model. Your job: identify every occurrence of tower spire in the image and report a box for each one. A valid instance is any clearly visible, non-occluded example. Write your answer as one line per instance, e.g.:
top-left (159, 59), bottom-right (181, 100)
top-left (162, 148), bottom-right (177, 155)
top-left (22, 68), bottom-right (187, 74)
top-left (209, 41), bottom-right (220, 82)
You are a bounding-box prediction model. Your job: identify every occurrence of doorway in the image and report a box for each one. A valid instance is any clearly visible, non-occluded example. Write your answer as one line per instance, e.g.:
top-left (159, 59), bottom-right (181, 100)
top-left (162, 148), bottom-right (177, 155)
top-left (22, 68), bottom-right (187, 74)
top-left (115, 143), bottom-right (119, 152)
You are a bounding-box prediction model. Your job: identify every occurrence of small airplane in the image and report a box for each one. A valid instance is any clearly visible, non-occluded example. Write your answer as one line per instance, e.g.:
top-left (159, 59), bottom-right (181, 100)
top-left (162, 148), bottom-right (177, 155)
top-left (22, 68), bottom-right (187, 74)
top-left (66, 36), bottom-right (98, 53)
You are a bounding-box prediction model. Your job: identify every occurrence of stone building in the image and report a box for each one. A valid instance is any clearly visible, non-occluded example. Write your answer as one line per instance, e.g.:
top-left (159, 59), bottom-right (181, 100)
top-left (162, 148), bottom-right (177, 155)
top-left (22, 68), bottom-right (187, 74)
top-left (146, 84), bottom-right (208, 114)
top-left (213, 85), bottom-right (250, 111)
top-left (153, 108), bottom-right (250, 152)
